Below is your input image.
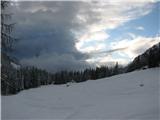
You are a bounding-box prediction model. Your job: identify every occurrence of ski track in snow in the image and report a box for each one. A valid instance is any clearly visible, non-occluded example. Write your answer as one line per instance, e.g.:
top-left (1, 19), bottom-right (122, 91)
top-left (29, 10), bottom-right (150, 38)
top-left (2, 68), bottom-right (160, 120)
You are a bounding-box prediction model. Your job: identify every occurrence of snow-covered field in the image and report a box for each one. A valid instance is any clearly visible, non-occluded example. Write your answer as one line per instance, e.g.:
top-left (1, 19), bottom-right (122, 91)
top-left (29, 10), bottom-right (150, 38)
top-left (2, 68), bottom-right (160, 120)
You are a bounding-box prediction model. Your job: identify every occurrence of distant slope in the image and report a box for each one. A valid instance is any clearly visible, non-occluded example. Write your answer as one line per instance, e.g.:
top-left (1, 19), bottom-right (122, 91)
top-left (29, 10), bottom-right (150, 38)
top-left (127, 42), bottom-right (160, 72)
top-left (2, 68), bottom-right (159, 120)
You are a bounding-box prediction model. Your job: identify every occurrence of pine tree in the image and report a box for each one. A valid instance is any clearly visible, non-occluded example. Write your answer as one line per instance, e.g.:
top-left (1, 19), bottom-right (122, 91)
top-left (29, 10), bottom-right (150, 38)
top-left (148, 50), bottom-right (158, 68)
top-left (1, 1), bottom-right (18, 95)
top-left (1, 1), bottom-right (17, 51)
top-left (112, 62), bottom-right (119, 75)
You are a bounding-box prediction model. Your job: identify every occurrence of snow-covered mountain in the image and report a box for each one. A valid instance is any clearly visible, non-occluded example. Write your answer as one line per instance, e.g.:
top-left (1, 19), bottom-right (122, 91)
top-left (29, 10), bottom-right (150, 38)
top-left (2, 68), bottom-right (159, 120)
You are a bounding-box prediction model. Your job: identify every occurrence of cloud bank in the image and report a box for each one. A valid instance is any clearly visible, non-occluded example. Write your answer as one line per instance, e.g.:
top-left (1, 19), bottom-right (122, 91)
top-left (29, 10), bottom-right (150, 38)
top-left (10, 0), bottom-right (158, 72)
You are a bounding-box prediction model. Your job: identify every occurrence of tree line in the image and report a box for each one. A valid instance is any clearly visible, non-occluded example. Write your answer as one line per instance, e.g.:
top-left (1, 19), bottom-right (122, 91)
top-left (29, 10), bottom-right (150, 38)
top-left (2, 62), bottom-right (122, 95)
top-left (1, 1), bottom-right (159, 95)
top-left (1, 1), bottom-right (120, 95)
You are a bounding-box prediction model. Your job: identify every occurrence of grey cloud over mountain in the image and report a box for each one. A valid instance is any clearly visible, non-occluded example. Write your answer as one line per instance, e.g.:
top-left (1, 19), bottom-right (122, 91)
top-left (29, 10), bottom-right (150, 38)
top-left (11, 1), bottom-right (92, 72)
top-left (9, 1), bottom-right (156, 72)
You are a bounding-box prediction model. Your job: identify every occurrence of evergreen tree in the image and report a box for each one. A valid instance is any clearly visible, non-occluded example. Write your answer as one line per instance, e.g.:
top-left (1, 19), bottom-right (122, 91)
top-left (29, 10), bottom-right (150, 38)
top-left (1, 1), bottom-right (19, 95)
top-left (112, 62), bottom-right (119, 75)
top-left (148, 50), bottom-right (158, 68)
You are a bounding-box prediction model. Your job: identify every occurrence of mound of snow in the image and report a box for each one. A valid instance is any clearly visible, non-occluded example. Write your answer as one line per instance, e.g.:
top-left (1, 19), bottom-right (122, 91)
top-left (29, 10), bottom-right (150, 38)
top-left (2, 68), bottom-right (160, 120)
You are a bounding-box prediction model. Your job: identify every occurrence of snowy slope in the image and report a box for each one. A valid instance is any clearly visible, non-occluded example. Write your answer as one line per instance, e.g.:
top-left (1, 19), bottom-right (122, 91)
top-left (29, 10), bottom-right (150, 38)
top-left (2, 68), bottom-right (160, 120)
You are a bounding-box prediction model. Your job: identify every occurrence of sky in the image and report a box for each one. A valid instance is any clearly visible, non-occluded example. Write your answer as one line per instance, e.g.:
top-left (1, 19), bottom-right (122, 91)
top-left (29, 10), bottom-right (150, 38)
top-left (7, 0), bottom-right (160, 72)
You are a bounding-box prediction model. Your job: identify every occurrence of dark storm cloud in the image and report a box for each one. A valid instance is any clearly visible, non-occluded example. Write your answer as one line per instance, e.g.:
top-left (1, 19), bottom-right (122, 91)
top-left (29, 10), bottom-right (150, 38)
top-left (10, 1), bottom-right (91, 72)
top-left (8, 1), bottom-right (156, 71)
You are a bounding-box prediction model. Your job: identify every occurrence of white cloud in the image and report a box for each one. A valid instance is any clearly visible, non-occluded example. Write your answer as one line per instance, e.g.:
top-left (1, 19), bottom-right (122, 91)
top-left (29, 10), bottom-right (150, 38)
top-left (77, 43), bottom-right (106, 53)
top-left (99, 55), bottom-right (128, 65)
top-left (79, 31), bottom-right (109, 42)
top-left (75, 0), bottom-right (155, 54)
top-left (86, 55), bottom-right (128, 67)
top-left (135, 26), bottom-right (144, 30)
top-left (73, 1), bottom-right (157, 66)
top-left (128, 33), bottom-right (136, 39)
top-left (111, 35), bottom-right (160, 59)
top-left (75, 31), bottom-right (109, 53)
top-left (85, 35), bottom-right (160, 66)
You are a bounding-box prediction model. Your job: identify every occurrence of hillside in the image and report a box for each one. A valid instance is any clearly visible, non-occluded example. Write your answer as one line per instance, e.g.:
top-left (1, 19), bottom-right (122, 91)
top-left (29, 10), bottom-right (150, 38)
top-left (127, 42), bottom-right (160, 72)
top-left (2, 42), bottom-right (159, 95)
top-left (2, 68), bottom-right (159, 120)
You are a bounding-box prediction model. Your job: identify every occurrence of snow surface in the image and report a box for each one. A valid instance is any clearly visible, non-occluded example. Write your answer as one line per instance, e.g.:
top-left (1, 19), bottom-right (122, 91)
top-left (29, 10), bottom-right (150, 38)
top-left (2, 68), bottom-right (160, 120)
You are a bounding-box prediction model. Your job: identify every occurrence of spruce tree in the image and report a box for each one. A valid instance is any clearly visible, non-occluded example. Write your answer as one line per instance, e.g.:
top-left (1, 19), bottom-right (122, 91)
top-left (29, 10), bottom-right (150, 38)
top-left (1, 1), bottom-right (18, 95)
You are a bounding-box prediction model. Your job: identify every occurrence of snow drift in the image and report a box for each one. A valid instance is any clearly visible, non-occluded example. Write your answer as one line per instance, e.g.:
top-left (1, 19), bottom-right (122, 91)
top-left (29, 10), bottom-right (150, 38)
top-left (2, 68), bottom-right (160, 120)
